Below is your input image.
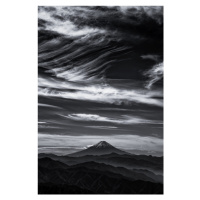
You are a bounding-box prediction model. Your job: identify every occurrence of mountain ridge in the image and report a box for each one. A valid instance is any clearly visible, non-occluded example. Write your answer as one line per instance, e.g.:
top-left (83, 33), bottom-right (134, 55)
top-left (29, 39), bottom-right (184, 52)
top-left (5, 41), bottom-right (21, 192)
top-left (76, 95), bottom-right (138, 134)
top-left (38, 157), bottom-right (163, 194)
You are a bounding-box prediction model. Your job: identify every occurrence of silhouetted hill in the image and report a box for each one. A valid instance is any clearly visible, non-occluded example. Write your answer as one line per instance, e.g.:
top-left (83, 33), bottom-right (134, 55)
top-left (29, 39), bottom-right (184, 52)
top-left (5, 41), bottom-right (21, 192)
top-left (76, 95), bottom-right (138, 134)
top-left (72, 161), bottom-right (161, 183)
top-left (38, 157), bottom-right (163, 194)
top-left (38, 183), bottom-right (93, 194)
top-left (38, 157), bottom-right (68, 169)
top-left (133, 169), bottom-right (163, 183)
top-left (39, 152), bottom-right (163, 175)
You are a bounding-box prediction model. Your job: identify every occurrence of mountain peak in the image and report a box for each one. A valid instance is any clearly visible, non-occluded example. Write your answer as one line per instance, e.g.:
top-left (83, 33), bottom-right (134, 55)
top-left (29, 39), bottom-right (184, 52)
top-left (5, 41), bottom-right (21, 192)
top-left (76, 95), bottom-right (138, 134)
top-left (92, 141), bottom-right (113, 148)
top-left (68, 141), bottom-right (129, 157)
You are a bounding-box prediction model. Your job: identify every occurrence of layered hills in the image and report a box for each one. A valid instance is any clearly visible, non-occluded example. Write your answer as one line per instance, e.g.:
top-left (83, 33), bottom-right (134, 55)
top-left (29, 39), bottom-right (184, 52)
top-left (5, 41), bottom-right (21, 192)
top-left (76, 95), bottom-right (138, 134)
top-left (38, 141), bottom-right (163, 194)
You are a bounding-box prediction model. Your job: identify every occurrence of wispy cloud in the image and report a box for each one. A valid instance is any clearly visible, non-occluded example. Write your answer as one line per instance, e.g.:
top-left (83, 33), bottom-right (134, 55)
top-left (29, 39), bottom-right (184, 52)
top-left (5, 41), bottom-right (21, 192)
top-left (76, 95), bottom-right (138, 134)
top-left (84, 144), bottom-right (94, 149)
top-left (141, 54), bottom-right (160, 61)
top-left (119, 6), bottom-right (163, 24)
top-left (38, 6), bottom-right (106, 37)
top-left (60, 113), bottom-right (162, 125)
top-left (144, 62), bottom-right (163, 89)
top-left (85, 126), bottom-right (118, 129)
top-left (38, 103), bottom-right (60, 109)
top-left (38, 76), bottom-right (163, 107)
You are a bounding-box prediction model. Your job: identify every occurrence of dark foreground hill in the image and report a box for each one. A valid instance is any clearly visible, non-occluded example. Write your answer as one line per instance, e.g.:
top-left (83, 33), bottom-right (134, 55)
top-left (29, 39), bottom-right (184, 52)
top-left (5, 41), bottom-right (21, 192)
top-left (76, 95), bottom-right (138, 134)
top-left (38, 157), bottom-right (163, 194)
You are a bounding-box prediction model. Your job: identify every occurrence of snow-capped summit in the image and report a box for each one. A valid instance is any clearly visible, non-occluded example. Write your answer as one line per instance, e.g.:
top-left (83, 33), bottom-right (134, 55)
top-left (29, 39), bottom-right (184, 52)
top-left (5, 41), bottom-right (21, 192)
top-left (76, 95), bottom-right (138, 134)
top-left (93, 141), bottom-right (113, 148)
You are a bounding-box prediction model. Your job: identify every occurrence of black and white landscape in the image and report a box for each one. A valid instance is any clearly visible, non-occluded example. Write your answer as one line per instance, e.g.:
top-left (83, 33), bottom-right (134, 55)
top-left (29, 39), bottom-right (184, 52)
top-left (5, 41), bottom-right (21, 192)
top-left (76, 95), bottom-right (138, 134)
top-left (38, 6), bottom-right (163, 194)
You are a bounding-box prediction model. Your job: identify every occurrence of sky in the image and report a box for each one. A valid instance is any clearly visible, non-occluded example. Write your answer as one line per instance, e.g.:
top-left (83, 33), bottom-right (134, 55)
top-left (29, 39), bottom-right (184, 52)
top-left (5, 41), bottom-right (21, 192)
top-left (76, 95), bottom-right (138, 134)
top-left (38, 6), bottom-right (163, 156)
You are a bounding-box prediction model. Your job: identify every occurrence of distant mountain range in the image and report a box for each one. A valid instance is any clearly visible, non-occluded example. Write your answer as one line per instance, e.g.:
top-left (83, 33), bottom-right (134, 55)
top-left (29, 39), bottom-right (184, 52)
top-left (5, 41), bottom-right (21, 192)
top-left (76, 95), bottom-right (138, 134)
top-left (38, 141), bottom-right (163, 194)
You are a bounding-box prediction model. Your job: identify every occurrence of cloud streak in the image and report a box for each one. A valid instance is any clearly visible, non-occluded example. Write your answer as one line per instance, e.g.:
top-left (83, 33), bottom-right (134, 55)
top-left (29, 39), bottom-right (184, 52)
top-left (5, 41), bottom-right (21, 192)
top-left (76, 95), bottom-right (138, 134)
top-left (141, 54), bottom-right (160, 62)
top-left (38, 77), bottom-right (163, 107)
top-left (85, 126), bottom-right (118, 129)
top-left (60, 113), bottom-right (162, 125)
top-left (38, 103), bottom-right (61, 109)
